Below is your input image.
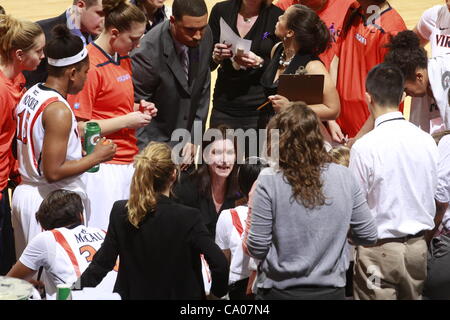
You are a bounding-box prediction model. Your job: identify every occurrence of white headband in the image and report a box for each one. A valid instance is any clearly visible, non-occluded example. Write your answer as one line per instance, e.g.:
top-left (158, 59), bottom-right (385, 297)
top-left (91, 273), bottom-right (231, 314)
top-left (47, 47), bottom-right (88, 67)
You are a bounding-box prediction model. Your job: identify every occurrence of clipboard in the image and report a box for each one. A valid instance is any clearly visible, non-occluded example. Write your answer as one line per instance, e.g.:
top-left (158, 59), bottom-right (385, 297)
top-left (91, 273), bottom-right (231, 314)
top-left (277, 74), bottom-right (324, 105)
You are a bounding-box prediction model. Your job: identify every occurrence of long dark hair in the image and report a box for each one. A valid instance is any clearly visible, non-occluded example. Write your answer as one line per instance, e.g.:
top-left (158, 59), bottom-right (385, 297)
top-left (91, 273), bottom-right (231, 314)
top-left (193, 125), bottom-right (239, 200)
top-left (287, 4), bottom-right (330, 55)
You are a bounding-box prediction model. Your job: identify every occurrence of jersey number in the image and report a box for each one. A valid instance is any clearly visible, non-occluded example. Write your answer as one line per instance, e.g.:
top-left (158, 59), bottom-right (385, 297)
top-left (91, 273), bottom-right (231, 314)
top-left (17, 110), bottom-right (31, 144)
top-left (79, 245), bottom-right (119, 272)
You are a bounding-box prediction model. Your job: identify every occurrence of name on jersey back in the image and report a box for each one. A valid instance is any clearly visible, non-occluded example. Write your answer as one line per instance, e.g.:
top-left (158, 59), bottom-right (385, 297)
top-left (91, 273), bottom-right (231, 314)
top-left (75, 229), bottom-right (105, 244)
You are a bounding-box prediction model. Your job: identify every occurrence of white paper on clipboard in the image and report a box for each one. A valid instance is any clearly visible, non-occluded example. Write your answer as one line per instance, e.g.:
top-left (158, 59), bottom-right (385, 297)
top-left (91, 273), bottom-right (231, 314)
top-left (219, 17), bottom-right (252, 55)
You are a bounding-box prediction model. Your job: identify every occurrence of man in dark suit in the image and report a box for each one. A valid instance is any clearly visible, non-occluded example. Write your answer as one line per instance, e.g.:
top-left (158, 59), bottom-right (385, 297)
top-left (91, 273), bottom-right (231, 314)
top-left (23, 0), bottom-right (105, 88)
top-left (132, 0), bottom-right (213, 168)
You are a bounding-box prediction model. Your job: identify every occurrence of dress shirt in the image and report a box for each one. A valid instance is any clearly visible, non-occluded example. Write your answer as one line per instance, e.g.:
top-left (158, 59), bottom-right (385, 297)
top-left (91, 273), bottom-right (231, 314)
top-left (349, 111), bottom-right (439, 239)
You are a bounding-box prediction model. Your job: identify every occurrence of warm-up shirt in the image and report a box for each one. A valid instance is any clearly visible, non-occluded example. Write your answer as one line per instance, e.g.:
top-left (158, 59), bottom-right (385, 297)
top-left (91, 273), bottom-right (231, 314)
top-left (0, 71), bottom-right (25, 194)
top-left (335, 4), bottom-right (406, 138)
top-left (68, 43), bottom-right (138, 164)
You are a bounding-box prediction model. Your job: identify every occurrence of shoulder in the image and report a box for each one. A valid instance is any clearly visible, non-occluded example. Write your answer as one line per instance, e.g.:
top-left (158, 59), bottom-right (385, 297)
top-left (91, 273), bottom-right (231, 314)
top-left (27, 230), bottom-right (54, 248)
top-left (145, 21), bottom-right (168, 41)
top-left (351, 134), bottom-right (374, 156)
top-left (37, 12), bottom-right (67, 34)
top-left (381, 8), bottom-right (407, 32)
top-left (42, 100), bottom-right (72, 124)
top-left (257, 167), bottom-right (279, 186)
top-left (266, 3), bottom-right (284, 16)
top-left (110, 200), bottom-right (128, 217)
top-left (306, 59), bottom-right (327, 73)
top-left (211, 0), bottom-right (233, 13)
top-left (438, 134), bottom-right (450, 150)
top-left (420, 5), bottom-right (443, 22)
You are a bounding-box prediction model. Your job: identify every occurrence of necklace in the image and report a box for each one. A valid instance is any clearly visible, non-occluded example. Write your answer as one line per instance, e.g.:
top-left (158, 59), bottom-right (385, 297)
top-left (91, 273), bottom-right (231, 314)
top-left (239, 13), bottom-right (257, 24)
top-left (279, 51), bottom-right (294, 67)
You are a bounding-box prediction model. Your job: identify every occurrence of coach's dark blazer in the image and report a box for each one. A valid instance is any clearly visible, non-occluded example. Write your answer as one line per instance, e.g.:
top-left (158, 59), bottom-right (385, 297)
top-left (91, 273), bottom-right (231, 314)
top-left (80, 195), bottom-right (229, 300)
top-left (132, 20), bottom-right (213, 149)
top-left (23, 12), bottom-right (67, 88)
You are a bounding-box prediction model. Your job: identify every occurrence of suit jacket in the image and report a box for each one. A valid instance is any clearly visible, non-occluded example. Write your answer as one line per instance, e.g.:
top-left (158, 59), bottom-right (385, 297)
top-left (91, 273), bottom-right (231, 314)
top-left (132, 20), bottom-right (213, 149)
top-left (80, 196), bottom-right (229, 300)
top-left (23, 12), bottom-right (67, 88)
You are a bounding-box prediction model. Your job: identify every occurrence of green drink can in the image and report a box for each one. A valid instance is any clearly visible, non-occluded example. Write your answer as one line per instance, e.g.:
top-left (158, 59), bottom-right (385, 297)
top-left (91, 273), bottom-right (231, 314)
top-left (84, 122), bottom-right (101, 173)
top-left (56, 284), bottom-right (72, 300)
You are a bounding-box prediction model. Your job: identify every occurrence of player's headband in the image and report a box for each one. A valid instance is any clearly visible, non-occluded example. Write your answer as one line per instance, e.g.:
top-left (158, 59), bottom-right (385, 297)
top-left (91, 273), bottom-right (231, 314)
top-left (47, 47), bottom-right (88, 67)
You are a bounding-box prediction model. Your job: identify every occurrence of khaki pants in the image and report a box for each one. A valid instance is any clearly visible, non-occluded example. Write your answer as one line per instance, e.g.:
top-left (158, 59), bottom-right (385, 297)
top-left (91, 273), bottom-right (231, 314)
top-left (353, 236), bottom-right (427, 300)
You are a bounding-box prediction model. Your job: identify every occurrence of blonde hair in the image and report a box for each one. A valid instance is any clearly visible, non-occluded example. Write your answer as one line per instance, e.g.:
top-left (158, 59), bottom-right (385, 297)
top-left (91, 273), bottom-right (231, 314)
top-left (127, 142), bottom-right (176, 228)
top-left (0, 14), bottom-right (43, 64)
top-left (329, 146), bottom-right (350, 167)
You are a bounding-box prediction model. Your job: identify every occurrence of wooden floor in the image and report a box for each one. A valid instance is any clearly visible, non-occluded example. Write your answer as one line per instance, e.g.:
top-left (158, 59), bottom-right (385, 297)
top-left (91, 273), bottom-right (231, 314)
top-left (0, 0), bottom-right (442, 28)
top-left (0, 0), bottom-right (444, 119)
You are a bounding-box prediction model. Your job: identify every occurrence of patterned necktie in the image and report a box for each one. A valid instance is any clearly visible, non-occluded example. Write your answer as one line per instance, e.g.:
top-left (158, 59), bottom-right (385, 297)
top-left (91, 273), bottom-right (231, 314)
top-left (179, 46), bottom-right (189, 81)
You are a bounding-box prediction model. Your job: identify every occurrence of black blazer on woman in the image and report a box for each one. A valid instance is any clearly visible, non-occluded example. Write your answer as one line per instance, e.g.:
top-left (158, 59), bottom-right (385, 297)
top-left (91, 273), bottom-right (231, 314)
top-left (80, 196), bottom-right (229, 300)
top-left (209, 0), bottom-right (283, 116)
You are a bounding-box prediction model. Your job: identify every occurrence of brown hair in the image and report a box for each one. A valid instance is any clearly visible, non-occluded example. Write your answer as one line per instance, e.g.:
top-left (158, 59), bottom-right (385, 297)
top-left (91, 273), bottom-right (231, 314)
top-left (36, 189), bottom-right (84, 230)
top-left (267, 102), bottom-right (332, 209)
top-left (102, 0), bottom-right (146, 32)
top-left (193, 125), bottom-right (240, 200)
top-left (329, 146), bottom-right (350, 167)
top-left (0, 14), bottom-right (43, 64)
top-left (287, 4), bottom-right (330, 55)
top-left (73, 0), bottom-right (101, 7)
top-left (127, 142), bottom-right (177, 228)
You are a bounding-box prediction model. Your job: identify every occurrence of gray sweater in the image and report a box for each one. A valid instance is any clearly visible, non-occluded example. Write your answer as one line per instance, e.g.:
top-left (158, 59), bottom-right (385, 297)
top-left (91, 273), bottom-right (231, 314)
top-left (247, 164), bottom-right (377, 289)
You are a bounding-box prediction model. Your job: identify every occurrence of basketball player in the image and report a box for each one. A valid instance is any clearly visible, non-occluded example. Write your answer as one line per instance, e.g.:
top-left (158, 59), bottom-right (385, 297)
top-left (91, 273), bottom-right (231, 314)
top-left (68, 0), bottom-right (157, 230)
top-left (12, 25), bottom-right (116, 258)
top-left (410, 1), bottom-right (450, 134)
top-left (8, 190), bottom-right (117, 300)
top-left (0, 15), bottom-right (45, 275)
top-left (326, 0), bottom-right (406, 143)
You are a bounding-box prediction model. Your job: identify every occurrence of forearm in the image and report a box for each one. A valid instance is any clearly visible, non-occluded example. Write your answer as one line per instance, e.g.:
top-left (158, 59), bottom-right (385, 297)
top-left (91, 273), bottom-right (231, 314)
top-left (308, 103), bottom-right (339, 121)
top-left (354, 114), bottom-right (375, 140)
top-left (433, 201), bottom-right (448, 232)
top-left (43, 154), bottom-right (100, 183)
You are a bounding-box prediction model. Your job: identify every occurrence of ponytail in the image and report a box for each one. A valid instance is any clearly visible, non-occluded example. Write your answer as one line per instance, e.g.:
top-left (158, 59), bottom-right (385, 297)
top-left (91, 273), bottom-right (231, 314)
top-left (127, 143), bottom-right (176, 228)
top-left (102, 0), bottom-right (146, 32)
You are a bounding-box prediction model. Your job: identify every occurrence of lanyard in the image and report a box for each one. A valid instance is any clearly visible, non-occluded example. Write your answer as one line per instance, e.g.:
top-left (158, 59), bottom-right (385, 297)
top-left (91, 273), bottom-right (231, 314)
top-left (376, 117), bottom-right (405, 127)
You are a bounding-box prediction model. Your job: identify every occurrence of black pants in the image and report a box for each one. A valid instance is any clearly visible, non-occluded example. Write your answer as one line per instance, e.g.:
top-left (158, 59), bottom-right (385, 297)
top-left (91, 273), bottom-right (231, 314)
top-left (228, 277), bottom-right (253, 300)
top-left (256, 286), bottom-right (346, 300)
top-left (0, 187), bottom-right (16, 275)
top-left (423, 234), bottom-right (450, 299)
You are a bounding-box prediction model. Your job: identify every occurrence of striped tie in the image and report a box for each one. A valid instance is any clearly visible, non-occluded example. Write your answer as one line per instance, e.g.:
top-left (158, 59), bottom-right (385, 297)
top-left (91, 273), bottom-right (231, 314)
top-left (179, 46), bottom-right (189, 81)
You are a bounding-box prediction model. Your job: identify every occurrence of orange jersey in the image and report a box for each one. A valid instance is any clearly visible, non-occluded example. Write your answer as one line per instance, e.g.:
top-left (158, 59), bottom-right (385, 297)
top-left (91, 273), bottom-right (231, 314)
top-left (275, 0), bottom-right (356, 69)
top-left (68, 43), bottom-right (138, 164)
top-left (335, 5), bottom-right (406, 138)
top-left (0, 71), bottom-right (25, 192)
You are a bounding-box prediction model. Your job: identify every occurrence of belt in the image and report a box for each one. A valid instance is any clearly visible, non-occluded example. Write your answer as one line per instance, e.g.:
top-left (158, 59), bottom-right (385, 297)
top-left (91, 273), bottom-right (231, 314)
top-left (371, 231), bottom-right (426, 247)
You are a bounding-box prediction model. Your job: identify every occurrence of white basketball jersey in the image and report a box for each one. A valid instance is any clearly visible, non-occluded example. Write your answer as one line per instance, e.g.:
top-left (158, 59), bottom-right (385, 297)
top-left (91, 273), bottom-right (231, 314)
top-left (16, 84), bottom-right (83, 189)
top-left (45, 225), bottom-right (117, 299)
top-left (421, 5), bottom-right (450, 58)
